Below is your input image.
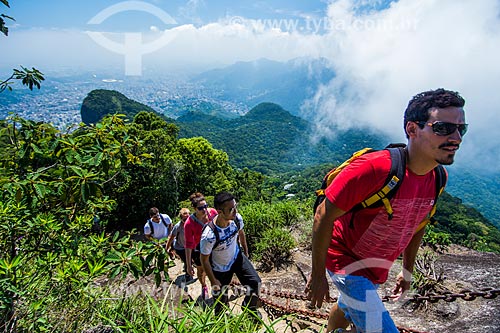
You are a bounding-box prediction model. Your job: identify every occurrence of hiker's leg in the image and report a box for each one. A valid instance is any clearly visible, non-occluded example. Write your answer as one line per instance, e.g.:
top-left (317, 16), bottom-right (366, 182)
top-left (234, 253), bottom-right (261, 310)
top-left (328, 302), bottom-right (350, 332)
top-left (196, 265), bottom-right (206, 286)
top-left (192, 251), bottom-right (207, 288)
top-left (213, 270), bottom-right (232, 315)
top-left (328, 271), bottom-right (399, 333)
top-left (176, 249), bottom-right (187, 273)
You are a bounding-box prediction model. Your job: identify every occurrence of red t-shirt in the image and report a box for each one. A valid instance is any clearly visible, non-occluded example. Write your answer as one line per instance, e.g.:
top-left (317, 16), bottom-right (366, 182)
top-left (325, 150), bottom-right (441, 284)
top-left (184, 208), bottom-right (218, 249)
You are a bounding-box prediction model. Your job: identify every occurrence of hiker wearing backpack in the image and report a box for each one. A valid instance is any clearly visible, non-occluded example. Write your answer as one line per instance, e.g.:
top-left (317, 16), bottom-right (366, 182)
top-left (199, 192), bottom-right (260, 317)
top-left (166, 208), bottom-right (192, 282)
top-left (144, 207), bottom-right (173, 242)
top-left (184, 192), bottom-right (218, 300)
top-left (306, 88), bottom-right (467, 333)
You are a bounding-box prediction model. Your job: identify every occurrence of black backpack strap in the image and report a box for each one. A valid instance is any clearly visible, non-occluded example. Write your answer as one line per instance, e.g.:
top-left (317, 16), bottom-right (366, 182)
top-left (148, 219), bottom-right (154, 236)
top-left (429, 165), bottom-right (447, 222)
top-left (159, 214), bottom-right (168, 228)
top-left (203, 221), bottom-right (220, 248)
top-left (204, 218), bottom-right (242, 250)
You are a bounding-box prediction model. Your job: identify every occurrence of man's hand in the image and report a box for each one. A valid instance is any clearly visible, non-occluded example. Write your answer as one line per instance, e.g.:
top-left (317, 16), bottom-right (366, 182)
top-left (305, 273), bottom-right (331, 308)
top-left (392, 271), bottom-right (411, 301)
top-left (210, 279), bottom-right (224, 297)
top-left (168, 248), bottom-right (176, 260)
top-left (186, 265), bottom-right (195, 277)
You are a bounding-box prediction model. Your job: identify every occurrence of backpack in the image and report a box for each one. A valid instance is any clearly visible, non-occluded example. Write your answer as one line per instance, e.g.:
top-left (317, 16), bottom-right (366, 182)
top-left (313, 143), bottom-right (447, 229)
top-left (203, 214), bottom-right (242, 250)
top-left (148, 214), bottom-right (169, 237)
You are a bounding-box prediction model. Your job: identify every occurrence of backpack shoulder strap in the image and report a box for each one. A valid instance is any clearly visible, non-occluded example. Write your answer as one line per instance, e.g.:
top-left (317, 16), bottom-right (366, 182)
top-left (203, 220), bottom-right (220, 249)
top-left (148, 219), bottom-right (155, 236)
top-left (414, 165), bottom-right (447, 233)
top-left (313, 147), bottom-right (374, 214)
top-left (354, 145), bottom-right (406, 220)
top-left (191, 214), bottom-right (206, 228)
top-left (204, 217), bottom-right (242, 250)
top-left (159, 214), bottom-right (168, 228)
top-left (429, 164), bottom-right (447, 219)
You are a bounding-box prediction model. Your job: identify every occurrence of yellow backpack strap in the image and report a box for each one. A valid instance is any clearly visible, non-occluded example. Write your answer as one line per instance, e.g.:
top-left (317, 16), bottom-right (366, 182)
top-left (356, 146), bottom-right (406, 220)
top-left (313, 148), bottom-right (374, 214)
top-left (359, 174), bottom-right (401, 219)
top-left (415, 218), bottom-right (431, 233)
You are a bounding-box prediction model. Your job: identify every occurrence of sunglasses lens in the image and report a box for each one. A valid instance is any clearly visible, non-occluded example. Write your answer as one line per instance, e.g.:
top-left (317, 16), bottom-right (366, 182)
top-left (432, 122), bottom-right (454, 136)
top-left (432, 122), bottom-right (468, 136)
top-left (197, 204), bottom-right (208, 211)
top-left (458, 124), bottom-right (468, 136)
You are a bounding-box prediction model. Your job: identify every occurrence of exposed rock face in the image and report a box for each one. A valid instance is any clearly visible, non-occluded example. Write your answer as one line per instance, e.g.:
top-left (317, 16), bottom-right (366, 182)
top-left (258, 245), bottom-right (500, 333)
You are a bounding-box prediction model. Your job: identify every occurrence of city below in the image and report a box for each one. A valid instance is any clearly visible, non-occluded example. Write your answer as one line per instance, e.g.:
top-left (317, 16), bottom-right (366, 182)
top-left (0, 72), bottom-right (250, 129)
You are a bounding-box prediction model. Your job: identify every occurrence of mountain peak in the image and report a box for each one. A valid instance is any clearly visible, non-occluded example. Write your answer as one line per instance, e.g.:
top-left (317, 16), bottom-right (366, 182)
top-left (80, 89), bottom-right (157, 125)
top-left (243, 102), bottom-right (294, 122)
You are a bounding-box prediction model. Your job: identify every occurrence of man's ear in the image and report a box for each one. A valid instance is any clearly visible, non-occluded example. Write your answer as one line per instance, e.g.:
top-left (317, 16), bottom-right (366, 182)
top-left (406, 121), bottom-right (419, 138)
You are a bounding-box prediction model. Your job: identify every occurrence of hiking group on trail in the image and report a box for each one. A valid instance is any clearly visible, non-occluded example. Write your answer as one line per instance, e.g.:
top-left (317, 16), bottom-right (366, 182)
top-left (145, 191), bottom-right (262, 319)
top-left (143, 88), bottom-right (468, 333)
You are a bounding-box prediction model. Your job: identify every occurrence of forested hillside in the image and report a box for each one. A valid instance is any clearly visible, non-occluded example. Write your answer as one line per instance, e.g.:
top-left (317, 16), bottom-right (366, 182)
top-left (177, 102), bottom-right (387, 173)
top-left (1, 110), bottom-right (499, 331)
top-left (80, 89), bottom-right (165, 125)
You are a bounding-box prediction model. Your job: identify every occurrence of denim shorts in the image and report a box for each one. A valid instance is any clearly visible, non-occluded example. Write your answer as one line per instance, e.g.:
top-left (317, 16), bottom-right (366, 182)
top-left (328, 270), bottom-right (399, 333)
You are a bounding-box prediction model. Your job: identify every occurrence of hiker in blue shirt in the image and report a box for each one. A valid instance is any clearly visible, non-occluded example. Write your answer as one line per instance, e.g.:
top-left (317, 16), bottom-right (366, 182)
top-left (144, 207), bottom-right (173, 242)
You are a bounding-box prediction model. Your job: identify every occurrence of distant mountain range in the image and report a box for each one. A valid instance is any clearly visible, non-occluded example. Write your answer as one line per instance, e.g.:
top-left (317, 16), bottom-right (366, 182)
top-left (191, 57), bottom-right (335, 117)
top-left (176, 102), bottom-right (386, 174)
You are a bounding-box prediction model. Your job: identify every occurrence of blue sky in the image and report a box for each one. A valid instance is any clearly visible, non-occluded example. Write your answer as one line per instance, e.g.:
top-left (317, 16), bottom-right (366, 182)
top-left (6, 1), bottom-right (331, 31)
top-left (2, 0), bottom-right (500, 171)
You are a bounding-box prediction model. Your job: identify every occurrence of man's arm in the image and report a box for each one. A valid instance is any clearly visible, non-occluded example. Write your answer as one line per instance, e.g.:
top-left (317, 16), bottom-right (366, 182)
top-left (306, 198), bottom-right (346, 308)
top-left (200, 253), bottom-right (220, 288)
top-left (238, 229), bottom-right (249, 257)
top-left (166, 229), bottom-right (176, 255)
top-left (185, 248), bottom-right (194, 276)
top-left (393, 225), bottom-right (426, 298)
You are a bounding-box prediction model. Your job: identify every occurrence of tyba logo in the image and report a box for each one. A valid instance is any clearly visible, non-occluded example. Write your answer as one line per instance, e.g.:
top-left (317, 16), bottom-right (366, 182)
top-left (87, 1), bottom-right (177, 76)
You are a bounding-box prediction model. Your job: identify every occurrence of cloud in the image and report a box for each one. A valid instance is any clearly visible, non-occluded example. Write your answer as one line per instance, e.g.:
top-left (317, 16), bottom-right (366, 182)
top-left (305, 0), bottom-right (500, 172)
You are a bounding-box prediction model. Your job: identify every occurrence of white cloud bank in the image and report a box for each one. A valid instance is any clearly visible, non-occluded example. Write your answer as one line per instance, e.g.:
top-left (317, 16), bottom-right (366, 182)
top-left (1, 0), bottom-right (499, 171)
top-left (305, 0), bottom-right (500, 172)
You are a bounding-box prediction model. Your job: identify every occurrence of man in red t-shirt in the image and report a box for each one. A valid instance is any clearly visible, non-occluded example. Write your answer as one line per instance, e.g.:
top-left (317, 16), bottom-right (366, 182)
top-left (306, 88), bottom-right (467, 333)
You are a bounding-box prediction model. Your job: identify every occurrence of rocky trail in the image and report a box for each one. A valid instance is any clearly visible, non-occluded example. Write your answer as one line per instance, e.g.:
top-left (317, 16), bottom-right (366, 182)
top-left (123, 245), bottom-right (499, 333)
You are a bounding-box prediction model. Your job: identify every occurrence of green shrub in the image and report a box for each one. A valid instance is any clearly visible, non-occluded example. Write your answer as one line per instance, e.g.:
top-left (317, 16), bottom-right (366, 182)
top-left (422, 227), bottom-right (451, 253)
top-left (273, 201), bottom-right (300, 227)
top-left (253, 227), bottom-right (296, 272)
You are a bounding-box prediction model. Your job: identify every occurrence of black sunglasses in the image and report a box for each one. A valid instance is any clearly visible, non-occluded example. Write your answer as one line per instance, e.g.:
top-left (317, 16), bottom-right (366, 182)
top-left (196, 204), bottom-right (208, 211)
top-left (417, 121), bottom-right (468, 136)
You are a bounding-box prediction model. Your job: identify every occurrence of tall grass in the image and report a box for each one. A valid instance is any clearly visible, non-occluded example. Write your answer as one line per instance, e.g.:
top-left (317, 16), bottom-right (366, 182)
top-left (98, 289), bottom-right (292, 333)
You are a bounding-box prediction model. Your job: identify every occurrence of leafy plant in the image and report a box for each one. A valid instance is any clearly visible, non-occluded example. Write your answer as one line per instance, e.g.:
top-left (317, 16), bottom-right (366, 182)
top-left (254, 227), bottom-right (296, 272)
top-left (422, 226), bottom-right (451, 253)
